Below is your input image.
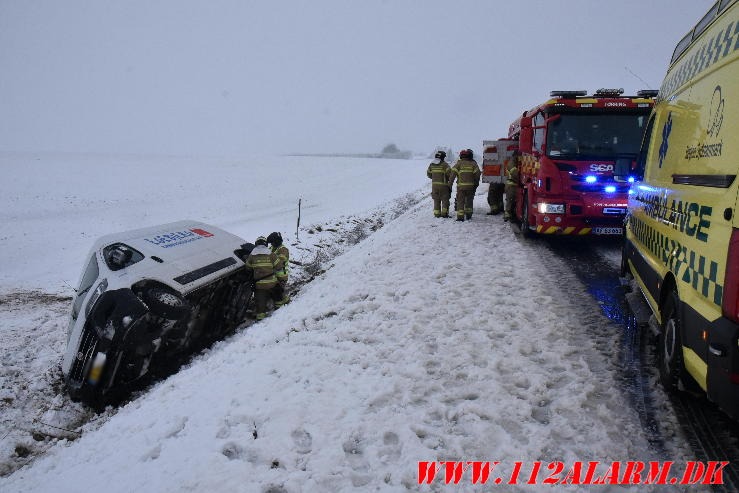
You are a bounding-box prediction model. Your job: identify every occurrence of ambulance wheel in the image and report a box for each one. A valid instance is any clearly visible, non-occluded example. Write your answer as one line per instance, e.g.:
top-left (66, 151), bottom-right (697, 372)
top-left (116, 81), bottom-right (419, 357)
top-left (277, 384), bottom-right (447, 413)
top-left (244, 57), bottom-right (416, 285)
top-left (144, 287), bottom-right (190, 320)
top-left (658, 290), bottom-right (684, 391)
top-left (521, 193), bottom-right (532, 238)
top-left (619, 237), bottom-right (630, 278)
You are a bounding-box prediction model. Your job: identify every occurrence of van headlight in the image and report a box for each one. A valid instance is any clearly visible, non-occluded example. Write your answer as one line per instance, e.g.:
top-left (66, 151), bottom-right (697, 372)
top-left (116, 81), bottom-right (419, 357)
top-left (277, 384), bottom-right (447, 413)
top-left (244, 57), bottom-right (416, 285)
top-left (538, 203), bottom-right (565, 214)
top-left (85, 279), bottom-right (108, 318)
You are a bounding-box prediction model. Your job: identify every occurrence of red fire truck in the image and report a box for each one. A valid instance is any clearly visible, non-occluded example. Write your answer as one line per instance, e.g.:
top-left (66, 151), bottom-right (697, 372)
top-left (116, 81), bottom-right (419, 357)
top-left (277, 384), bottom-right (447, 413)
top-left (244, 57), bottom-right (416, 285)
top-left (508, 88), bottom-right (657, 236)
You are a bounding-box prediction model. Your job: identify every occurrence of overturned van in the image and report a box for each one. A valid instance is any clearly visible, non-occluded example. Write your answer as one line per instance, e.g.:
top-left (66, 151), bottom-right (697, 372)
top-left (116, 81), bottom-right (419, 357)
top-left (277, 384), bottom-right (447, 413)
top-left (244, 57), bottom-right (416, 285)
top-left (62, 220), bottom-right (254, 406)
top-left (622, 1), bottom-right (739, 418)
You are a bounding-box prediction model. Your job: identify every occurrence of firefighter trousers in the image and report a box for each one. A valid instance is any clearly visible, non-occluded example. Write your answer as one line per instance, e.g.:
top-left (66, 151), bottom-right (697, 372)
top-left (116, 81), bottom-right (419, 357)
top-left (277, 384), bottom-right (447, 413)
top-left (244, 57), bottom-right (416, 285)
top-left (431, 186), bottom-right (451, 217)
top-left (254, 284), bottom-right (285, 320)
top-left (504, 184), bottom-right (517, 217)
top-left (456, 188), bottom-right (475, 219)
top-left (487, 183), bottom-right (504, 213)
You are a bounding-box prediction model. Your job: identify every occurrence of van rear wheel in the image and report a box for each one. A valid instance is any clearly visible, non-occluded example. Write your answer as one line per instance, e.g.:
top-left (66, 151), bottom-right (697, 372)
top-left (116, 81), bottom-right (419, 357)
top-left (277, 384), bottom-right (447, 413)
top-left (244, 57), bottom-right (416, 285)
top-left (658, 290), bottom-right (684, 390)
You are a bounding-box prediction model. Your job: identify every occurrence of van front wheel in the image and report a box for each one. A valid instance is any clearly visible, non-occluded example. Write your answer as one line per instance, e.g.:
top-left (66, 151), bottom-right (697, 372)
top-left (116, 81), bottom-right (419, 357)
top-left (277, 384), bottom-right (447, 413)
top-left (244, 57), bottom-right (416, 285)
top-left (658, 290), bottom-right (684, 390)
top-left (144, 287), bottom-right (190, 320)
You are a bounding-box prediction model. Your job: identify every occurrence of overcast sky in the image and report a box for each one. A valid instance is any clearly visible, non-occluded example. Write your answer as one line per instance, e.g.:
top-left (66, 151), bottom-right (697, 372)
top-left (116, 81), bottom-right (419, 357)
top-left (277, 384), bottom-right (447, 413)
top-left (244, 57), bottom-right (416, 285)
top-left (0, 0), bottom-right (715, 156)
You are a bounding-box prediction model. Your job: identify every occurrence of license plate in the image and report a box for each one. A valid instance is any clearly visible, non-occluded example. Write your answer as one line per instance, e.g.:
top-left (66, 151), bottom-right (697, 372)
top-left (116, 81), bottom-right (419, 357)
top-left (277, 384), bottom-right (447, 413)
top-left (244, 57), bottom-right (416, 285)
top-left (87, 352), bottom-right (107, 384)
top-left (593, 227), bottom-right (623, 235)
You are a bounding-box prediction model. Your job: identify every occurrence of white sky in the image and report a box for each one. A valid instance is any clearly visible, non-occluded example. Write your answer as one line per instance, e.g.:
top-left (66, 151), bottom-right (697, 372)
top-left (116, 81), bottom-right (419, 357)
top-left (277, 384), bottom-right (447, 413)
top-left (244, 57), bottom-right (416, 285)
top-left (0, 0), bottom-right (715, 156)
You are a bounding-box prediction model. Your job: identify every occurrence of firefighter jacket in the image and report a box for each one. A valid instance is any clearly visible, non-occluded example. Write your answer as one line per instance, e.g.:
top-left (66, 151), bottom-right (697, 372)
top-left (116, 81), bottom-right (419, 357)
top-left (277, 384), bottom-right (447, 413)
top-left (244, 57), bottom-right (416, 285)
top-left (245, 245), bottom-right (278, 290)
top-left (426, 160), bottom-right (452, 191)
top-left (449, 158), bottom-right (481, 190)
top-left (272, 244), bottom-right (289, 283)
top-left (506, 156), bottom-right (520, 186)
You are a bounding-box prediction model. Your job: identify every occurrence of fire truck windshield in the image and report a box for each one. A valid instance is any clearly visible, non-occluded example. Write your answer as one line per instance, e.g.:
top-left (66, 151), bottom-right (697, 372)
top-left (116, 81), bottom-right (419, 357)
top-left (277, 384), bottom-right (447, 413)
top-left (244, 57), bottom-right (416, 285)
top-left (545, 113), bottom-right (648, 159)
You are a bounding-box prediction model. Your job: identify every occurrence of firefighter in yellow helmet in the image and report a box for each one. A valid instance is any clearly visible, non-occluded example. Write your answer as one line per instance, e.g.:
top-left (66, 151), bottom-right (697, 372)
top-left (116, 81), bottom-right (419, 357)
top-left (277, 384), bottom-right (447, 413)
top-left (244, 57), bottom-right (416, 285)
top-left (426, 150), bottom-right (452, 217)
top-left (244, 236), bottom-right (281, 320)
top-left (504, 150), bottom-right (521, 222)
top-left (449, 149), bottom-right (481, 221)
top-left (267, 231), bottom-right (290, 307)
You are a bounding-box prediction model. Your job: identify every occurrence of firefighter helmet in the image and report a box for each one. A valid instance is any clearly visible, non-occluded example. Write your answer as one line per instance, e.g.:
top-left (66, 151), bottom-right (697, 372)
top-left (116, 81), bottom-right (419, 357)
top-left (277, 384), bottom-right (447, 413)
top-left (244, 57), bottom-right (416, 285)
top-left (434, 150), bottom-right (446, 160)
top-left (459, 149), bottom-right (473, 159)
top-left (267, 231), bottom-right (283, 247)
top-left (255, 236), bottom-right (268, 247)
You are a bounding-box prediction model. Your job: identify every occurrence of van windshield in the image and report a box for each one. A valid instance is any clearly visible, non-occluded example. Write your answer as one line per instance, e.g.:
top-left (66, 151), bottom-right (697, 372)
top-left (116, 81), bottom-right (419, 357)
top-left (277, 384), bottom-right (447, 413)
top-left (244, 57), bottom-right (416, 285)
top-left (546, 113), bottom-right (648, 160)
top-left (72, 255), bottom-right (99, 320)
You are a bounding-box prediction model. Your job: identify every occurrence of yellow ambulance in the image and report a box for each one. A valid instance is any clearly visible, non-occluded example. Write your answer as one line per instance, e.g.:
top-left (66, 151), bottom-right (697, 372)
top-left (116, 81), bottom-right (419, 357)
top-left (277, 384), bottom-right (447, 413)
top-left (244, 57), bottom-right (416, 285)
top-left (621, 0), bottom-right (739, 419)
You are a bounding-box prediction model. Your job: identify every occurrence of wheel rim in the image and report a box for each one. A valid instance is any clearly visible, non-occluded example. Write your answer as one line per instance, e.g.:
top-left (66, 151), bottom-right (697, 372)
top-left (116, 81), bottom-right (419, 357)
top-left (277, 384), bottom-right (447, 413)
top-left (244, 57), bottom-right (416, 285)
top-left (156, 291), bottom-right (183, 307)
top-left (663, 319), bottom-right (677, 365)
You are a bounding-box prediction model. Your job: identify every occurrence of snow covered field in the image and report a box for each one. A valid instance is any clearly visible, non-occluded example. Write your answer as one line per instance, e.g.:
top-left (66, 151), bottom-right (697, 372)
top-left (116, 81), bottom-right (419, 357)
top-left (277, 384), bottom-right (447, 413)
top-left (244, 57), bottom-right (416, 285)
top-left (1, 153), bottom-right (697, 492)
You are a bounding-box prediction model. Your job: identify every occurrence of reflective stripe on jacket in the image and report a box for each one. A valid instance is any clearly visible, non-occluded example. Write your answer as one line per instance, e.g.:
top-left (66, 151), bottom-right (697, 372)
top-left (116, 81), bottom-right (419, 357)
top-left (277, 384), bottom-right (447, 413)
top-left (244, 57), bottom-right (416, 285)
top-left (427, 161), bottom-right (451, 187)
top-left (245, 245), bottom-right (278, 289)
top-left (506, 157), bottom-right (520, 185)
top-left (272, 244), bottom-right (289, 281)
top-left (450, 159), bottom-right (481, 190)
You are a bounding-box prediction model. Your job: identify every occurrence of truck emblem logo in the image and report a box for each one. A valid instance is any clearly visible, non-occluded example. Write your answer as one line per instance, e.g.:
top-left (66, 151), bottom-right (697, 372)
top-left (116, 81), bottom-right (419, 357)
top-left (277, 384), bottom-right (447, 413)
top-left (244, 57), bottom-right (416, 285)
top-left (658, 112), bottom-right (672, 168)
top-left (707, 85), bottom-right (724, 138)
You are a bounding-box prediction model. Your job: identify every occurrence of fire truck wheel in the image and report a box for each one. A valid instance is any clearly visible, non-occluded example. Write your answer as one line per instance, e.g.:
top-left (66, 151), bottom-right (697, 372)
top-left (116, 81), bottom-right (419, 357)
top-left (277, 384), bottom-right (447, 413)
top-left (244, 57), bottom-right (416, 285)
top-left (521, 193), bottom-right (533, 238)
top-left (658, 290), bottom-right (684, 391)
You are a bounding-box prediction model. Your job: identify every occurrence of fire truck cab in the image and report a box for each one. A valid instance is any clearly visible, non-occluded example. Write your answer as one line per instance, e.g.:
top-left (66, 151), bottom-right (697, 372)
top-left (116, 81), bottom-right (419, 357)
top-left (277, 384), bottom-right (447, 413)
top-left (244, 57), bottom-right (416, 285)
top-left (509, 88), bottom-right (657, 236)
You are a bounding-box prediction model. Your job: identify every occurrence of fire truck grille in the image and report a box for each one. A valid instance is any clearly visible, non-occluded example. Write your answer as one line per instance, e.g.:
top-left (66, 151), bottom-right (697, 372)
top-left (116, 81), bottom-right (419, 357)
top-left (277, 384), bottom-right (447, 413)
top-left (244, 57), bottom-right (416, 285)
top-left (571, 183), bottom-right (630, 193)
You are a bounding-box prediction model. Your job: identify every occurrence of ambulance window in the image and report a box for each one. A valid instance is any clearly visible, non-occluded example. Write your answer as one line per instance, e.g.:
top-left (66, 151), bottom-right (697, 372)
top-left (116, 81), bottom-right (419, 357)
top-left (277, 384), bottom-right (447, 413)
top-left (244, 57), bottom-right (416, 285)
top-left (695, 3), bottom-right (719, 38)
top-left (635, 115), bottom-right (657, 179)
top-left (671, 30), bottom-right (694, 64)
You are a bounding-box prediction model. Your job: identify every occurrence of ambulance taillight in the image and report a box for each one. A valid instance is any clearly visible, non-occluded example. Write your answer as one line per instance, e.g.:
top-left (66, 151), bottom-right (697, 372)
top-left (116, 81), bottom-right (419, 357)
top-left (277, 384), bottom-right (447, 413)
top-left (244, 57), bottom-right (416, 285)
top-left (721, 228), bottom-right (739, 323)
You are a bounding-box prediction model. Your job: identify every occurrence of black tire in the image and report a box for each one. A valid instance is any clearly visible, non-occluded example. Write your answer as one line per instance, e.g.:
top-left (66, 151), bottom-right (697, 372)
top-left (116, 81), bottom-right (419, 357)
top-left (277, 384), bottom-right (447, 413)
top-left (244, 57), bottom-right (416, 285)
top-left (658, 290), bottom-right (684, 390)
top-left (521, 192), bottom-right (533, 238)
top-left (144, 287), bottom-right (190, 320)
top-left (620, 236), bottom-right (630, 278)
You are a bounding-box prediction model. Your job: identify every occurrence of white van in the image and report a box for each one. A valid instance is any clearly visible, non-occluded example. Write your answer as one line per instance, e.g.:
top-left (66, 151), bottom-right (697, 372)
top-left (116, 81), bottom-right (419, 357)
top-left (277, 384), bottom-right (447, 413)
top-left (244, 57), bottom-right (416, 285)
top-left (62, 220), bottom-right (254, 405)
top-left (622, 0), bottom-right (739, 418)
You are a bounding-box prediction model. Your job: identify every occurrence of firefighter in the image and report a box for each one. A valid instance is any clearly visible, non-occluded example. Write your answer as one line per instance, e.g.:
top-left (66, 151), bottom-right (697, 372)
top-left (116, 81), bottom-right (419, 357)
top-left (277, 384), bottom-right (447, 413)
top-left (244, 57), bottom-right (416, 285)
top-left (244, 236), bottom-right (282, 320)
top-left (267, 231), bottom-right (290, 307)
top-left (426, 150), bottom-right (452, 217)
top-left (504, 150), bottom-right (520, 222)
top-left (449, 149), bottom-right (481, 221)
